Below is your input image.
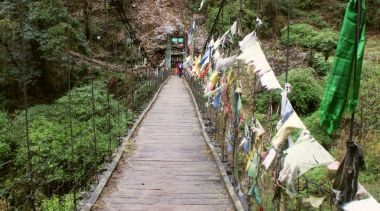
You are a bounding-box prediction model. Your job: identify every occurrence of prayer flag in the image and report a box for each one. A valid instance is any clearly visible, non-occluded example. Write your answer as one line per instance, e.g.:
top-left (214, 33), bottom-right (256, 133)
top-left (319, 0), bottom-right (366, 134)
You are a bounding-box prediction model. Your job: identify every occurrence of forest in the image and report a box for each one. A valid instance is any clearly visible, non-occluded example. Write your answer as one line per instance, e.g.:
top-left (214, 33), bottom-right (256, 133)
top-left (0, 0), bottom-right (379, 210)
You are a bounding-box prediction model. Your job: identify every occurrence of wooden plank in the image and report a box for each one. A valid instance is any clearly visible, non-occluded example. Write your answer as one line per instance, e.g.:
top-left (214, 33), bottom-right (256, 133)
top-left (78, 77), bottom-right (169, 211)
top-left (94, 204), bottom-right (233, 211)
top-left (184, 79), bottom-right (245, 211)
top-left (92, 77), bottom-right (234, 211)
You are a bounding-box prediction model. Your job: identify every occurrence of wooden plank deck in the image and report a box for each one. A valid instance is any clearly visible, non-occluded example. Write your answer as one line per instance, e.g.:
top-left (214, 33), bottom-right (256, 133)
top-left (94, 77), bottom-right (234, 211)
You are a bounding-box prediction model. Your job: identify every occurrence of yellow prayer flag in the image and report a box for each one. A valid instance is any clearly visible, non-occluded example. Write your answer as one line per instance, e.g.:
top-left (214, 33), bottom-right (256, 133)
top-left (227, 70), bottom-right (236, 86)
top-left (210, 71), bottom-right (218, 85)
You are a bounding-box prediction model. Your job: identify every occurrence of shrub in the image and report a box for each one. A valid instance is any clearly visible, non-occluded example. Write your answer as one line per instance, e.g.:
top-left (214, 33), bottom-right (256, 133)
top-left (280, 24), bottom-right (318, 48)
top-left (280, 24), bottom-right (338, 60)
top-left (310, 52), bottom-right (333, 77)
top-left (205, 0), bottom-right (257, 35)
top-left (302, 111), bottom-right (332, 147)
top-left (310, 30), bottom-right (338, 60)
top-left (307, 12), bottom-right (329, 28)
top-left (357, 61), bottom-right (380, 135)
top-left (255, 89), bottom-right (281, 115)
top-left (256, 68), bottom-right (324, 116)
top-left (0, 112), bottom-right (13, 166)
top-left (3, 81), bottom-right (130, 207)
top-left (279, 68), bottom-right (325, 115)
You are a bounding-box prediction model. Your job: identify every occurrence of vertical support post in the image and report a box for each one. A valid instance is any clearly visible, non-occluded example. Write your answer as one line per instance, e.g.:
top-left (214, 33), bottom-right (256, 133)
top-left (91, 71), bottom-right (97, 156)
top-left (124, 34), bottom-right (129, 128)
top-left (104, 0), bottom-right (113, 159)
top-left (117, 71), bottom-right (121, 140)
top-left (65, 3), bottom-right (77, 208)
top-left (20, 8), bottom-right (35, 210)
top-left (88, 6), bottom-right (97, 159)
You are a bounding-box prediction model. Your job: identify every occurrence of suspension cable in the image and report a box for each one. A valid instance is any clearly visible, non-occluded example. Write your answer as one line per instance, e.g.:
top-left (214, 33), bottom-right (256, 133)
top-left (252, 0), bottom-right (262, 115)
top-left (285, 0), bottom-right (291, 83)
top-left (111, 4), bottom-right (156, 68)
top-left (349, 0), bottom-right (362, 143)
top-left (202, 0), bottom-right (227, 52)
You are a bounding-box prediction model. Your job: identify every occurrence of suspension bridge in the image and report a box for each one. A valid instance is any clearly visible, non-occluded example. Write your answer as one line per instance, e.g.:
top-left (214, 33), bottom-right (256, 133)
top-left (1, 0), bottom-right (377, 210)
top-left (84, 77), bottom-right (239, 211)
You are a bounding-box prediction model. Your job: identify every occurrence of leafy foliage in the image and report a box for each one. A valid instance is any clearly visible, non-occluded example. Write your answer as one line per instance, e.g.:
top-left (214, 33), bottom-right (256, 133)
top-left (0, 0), bottom-right (89, 111)
top-left (311, 30), bottom-right (338, 60)
top-left (1, 81), bottom-right (130, 208)
top-left (302, 111), bottom-right (332, 147)
top-left (205, 0), bottom-right (257, 35)
top-left (40, 193), bottom-right (74, 211)
top-left (309, 52), bottom-right (333, 76)
top-left (255, 89), bottom-right (281, 115)
top-left (279, 68), bottom-right (325, 115)
top-left (281, 24), bottom-right (318, 48)
top-left (280, 23), bottom-right (338, 60)
top-left (256, 68), bottom-right (325, 116)
top-left (0, 112), bottom-right (13, 166)
top-left (357, 61), bottom-right (380, 134)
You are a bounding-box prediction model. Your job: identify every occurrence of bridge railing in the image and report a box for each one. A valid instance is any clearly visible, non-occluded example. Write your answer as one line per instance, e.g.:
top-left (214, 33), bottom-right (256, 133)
top-left (185, 73), bottom-right (337, 211)
top-left (0, 65), bottom-right (169, 210)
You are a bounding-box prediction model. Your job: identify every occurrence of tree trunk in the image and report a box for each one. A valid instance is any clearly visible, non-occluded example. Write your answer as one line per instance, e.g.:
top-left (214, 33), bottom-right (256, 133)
top-left (83, 0), bottom-right (91, 40)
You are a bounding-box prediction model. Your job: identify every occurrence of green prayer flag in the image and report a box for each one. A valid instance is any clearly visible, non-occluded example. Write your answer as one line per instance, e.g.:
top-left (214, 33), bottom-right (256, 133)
top-left (247, 152), bottom-right (259, 178)
top-left (320, 0), bottom-right (366, 135)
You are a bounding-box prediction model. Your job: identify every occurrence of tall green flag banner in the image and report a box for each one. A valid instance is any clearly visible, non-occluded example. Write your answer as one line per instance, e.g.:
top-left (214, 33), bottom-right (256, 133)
top-left (320, 0), bottom-right (366, 135)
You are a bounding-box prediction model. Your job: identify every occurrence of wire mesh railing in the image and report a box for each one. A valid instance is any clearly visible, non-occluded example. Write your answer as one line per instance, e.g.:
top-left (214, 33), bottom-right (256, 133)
top-left (0, 65), bottom-right (169, 210)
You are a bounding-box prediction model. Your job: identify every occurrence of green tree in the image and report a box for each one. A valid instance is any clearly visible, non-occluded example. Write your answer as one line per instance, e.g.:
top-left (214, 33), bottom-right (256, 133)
top-left (0, 0), bottom-right (89, 111)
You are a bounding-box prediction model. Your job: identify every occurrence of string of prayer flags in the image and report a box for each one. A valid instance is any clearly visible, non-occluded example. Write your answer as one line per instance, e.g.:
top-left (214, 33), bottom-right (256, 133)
top-left (212, 21), bottom-right (238, 50)
top-left (262, 111), bottom-right (306, 169)
top-left (216, 55), bottom-right (237, 72)
top-left (239, 31), bottom-right (257, 52)
top-left (278, 130), bottom-right (335, 193)
top-left (238, 33), bottom-right (282, 90)
top-left (182, 13), bottom-right (379, 208)
top-left (204, 84), bottom-right (224, 98)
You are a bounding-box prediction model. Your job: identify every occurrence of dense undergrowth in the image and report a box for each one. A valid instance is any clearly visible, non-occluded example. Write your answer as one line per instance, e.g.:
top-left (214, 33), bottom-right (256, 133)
top-left (0, 79), bottom-right (129, 209)
top-left (0, 70), bottom-right (158, 209)
top-left (0, 0), bottom-right (159, 209)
